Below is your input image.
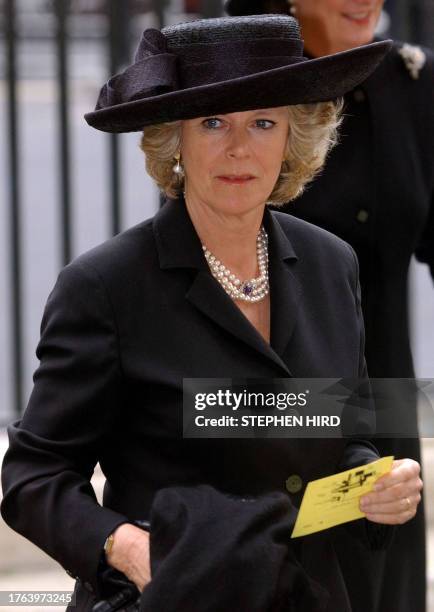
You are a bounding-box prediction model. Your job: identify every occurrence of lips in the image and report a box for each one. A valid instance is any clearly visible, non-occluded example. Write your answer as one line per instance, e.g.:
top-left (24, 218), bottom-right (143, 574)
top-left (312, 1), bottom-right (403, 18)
top-left (217, 175), bottom-right (255, 184)
top-left (342, 11), bottom-right (372, 24)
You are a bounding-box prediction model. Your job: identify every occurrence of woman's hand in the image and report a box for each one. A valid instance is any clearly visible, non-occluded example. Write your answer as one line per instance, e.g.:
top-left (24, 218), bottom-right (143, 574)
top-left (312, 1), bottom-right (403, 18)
top-left (359, 458), bottom-right (423, 525)
top-left (106, 523), bottom-right (151, 592)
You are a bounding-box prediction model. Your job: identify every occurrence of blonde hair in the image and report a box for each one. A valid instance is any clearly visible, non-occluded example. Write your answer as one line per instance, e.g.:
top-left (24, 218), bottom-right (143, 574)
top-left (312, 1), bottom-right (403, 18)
top-left (140, 100), bottom-right (343, 206)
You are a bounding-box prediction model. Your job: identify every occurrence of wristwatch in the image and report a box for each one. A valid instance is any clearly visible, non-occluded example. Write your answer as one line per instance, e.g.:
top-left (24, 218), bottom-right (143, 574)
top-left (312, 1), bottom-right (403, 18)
top-left (103, 520), bottom-right (151, 562)
top-left (103, 533), bottom-right (115, 557)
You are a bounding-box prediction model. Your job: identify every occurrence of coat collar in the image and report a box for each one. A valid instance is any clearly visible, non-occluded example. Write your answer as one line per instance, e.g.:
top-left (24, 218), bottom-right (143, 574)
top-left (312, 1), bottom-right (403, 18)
top-left (152, 195), bottom-right (208, 271)
top-left (153, 197), bottom-right (301, 374)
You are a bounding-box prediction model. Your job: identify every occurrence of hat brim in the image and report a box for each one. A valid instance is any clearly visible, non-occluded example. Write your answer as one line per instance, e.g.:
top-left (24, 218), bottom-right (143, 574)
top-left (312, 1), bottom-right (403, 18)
top-left (84, 40), bottom-right (391, 133)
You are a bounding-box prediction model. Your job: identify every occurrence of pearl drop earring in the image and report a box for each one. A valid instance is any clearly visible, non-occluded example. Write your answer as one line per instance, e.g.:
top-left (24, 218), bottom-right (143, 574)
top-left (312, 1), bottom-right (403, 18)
top-left (287, 0), bottom-right (297, 16)
top-left (173, 151), bottom-right (184, 177)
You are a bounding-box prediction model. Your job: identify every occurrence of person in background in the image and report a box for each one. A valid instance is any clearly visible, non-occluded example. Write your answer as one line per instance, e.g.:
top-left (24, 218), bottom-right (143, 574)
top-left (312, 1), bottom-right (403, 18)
top-left (225, 2), bottom-right (434, 611)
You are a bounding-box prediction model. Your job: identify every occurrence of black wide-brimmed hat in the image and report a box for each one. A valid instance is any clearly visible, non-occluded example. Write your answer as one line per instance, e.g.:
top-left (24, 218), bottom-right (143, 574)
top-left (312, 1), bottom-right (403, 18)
top-left (85, 15), bottom-right (391, 134)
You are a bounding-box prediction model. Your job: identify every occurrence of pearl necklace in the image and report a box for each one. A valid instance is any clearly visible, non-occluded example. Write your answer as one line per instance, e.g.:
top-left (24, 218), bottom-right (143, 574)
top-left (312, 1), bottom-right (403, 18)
top-left (202, 227), bottom-right (269, 302)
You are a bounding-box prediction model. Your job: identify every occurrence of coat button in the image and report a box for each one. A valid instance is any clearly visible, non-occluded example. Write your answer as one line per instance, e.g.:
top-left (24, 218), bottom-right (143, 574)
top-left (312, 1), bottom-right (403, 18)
top-left (356, 209), bottom-right (369, 223)
top-left (353, 89), bottom-right (366, 103)
top-left (285, 474), bottom-right (303, 493)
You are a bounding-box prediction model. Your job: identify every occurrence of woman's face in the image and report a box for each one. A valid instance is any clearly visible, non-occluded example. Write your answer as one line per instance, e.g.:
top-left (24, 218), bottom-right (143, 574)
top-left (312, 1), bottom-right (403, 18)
top-left (296, 0), bottom-right (384, 55)
top-left (180, 107), bottom-right (289, 218)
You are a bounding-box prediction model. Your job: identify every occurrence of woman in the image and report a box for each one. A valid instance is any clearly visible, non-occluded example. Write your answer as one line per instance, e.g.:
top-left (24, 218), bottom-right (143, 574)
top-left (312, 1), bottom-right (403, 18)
top-left (226, 2), bottom-right (434, 611)
top-left (0, 15), bottom-right (423, 612)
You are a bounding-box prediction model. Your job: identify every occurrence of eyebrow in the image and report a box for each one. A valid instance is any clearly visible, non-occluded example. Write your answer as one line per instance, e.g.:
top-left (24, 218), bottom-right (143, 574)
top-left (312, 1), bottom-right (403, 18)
top-left (199, 109), bottom-right (284, 121)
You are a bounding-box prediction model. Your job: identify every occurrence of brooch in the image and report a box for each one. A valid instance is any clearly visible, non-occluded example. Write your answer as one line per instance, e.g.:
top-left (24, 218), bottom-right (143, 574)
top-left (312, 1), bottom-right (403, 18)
top-left (398, 43), bottom-right (426, 79)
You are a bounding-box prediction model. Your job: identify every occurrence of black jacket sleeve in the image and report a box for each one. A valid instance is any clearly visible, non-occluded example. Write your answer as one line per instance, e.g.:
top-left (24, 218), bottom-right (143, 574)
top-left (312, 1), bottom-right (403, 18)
top-left (338, 244), bottom-right (394, 550)
top-left (0, 260), bottom-right (129, 596)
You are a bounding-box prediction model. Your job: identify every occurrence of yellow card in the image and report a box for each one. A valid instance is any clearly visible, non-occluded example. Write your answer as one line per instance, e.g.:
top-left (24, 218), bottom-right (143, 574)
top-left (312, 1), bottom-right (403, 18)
top-left (291, 455), bottom-right (394, 538)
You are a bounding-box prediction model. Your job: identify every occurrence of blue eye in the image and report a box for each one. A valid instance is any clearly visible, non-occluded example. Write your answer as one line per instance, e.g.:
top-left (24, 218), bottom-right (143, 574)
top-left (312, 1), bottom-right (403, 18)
top-left (202, 118), bottom-right (222, 129)
top-left (255, 119), bottom-right (275, 129)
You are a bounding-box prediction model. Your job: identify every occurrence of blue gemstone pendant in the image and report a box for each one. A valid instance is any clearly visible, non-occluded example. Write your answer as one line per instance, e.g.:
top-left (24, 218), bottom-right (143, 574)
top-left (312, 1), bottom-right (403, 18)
top-left (242, 282), bottom-right (254, 296)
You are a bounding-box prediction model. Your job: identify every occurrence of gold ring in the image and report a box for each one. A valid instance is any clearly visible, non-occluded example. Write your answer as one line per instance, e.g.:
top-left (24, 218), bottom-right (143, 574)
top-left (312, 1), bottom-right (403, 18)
top-left (405, 497), bottom-right (411, 510)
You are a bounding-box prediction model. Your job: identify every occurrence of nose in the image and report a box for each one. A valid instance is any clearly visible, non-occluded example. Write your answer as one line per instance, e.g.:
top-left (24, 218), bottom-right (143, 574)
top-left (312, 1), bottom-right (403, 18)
top-left (225, 126), bottom-right (251, 160)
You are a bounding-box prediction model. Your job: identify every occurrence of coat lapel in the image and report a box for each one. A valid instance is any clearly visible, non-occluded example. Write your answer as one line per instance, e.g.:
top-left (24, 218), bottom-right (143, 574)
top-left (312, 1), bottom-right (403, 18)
top-left (185, 270), bottom-right (291, 373)
top-left (265, 211), bottom-right (302, 356)
top-left (153, 198), bottom-right (300, 374)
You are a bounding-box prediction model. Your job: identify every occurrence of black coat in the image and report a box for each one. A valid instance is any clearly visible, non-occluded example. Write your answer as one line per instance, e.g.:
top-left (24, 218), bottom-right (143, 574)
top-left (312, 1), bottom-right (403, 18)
top-left (287, 42), bottom-right (434, 612)
top-left (1, 198), bottom-right (385, 611)
top-left (139, 485), bottom-right (329, 612)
